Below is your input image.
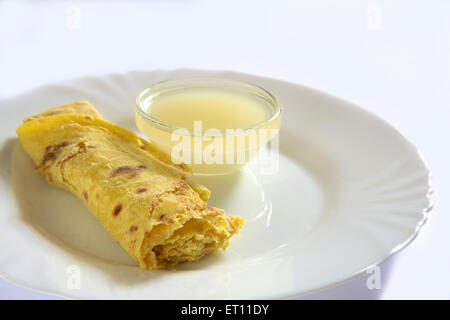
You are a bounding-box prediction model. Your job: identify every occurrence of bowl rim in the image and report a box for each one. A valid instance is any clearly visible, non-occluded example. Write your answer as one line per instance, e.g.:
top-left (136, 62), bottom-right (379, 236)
top-left (135, 76), bottom-right (282, 135)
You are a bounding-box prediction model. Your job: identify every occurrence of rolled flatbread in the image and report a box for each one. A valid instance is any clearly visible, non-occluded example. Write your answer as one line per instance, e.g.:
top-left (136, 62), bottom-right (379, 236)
top-left (16, 101), bottom-right (244, 269)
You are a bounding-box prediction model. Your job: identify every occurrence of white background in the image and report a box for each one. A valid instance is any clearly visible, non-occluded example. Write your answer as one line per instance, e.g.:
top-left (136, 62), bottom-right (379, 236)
top-left (0, 0), bottom-right (449, 299)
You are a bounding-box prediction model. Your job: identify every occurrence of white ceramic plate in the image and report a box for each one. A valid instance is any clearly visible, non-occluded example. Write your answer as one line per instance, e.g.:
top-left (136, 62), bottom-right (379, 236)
top-left (0, 70), bottom-right (431, 299)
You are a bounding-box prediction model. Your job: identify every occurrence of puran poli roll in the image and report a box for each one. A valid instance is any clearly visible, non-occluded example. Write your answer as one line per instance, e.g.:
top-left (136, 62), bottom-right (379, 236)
top-left (16, 101), bottom-right (244, 270)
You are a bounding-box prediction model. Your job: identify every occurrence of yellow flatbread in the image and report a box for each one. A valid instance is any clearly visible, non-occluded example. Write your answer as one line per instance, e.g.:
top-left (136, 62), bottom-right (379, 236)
top-left (16, 101), bottom-right (244, 269)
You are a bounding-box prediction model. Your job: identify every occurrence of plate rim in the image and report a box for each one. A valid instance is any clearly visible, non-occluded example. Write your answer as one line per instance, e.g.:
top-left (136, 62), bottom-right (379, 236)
top-left (0, 68), bottom-right (433, 299)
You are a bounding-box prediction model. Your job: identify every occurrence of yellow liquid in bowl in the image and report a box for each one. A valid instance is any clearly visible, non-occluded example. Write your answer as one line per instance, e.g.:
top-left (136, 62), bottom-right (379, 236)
top-left (136, 86), bottom-right (280, 175)
top-left (149, 88), bottom-right (269, 129)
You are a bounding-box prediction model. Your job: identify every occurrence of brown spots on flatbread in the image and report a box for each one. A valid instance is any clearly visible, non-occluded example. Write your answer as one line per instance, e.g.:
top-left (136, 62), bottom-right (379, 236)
top-left (84, 116), bottom-right (92, 120)
top-left (153, 245), bottom-right (162, 255)
top-left (113, 203), bottom-right (123, 217)
top-left (130, 239), bottom-right (137, 249)
top-left (83, 190), bottom-right (88, 202)
top-left (136, 187), bottom-right (147, 194)
top-left (87, 145), bottom-right (96, 149)
top-left (96, 193), bottom-right (99, 199)
top-left (129, 225), bottom-right (138, 233)
top-left (36, 142), bottom-right (70, 170)
top-left (159, 214), bottom-right (174, 224)
top-left (139, 145), bottom-right (146, 150)
top-left (47, 173), bottom-right (53, 183)
top-left (110, 165), bottom-right (147, 178)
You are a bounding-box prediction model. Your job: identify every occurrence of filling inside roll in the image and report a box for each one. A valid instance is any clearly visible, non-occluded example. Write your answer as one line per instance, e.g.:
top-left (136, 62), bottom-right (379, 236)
top-left (147, 219), bottom-right (225, 267)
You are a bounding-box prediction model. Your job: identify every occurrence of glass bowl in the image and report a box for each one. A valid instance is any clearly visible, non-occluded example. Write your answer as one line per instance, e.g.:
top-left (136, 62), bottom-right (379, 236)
top-left (135, 77), bottom-right (281, 175)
